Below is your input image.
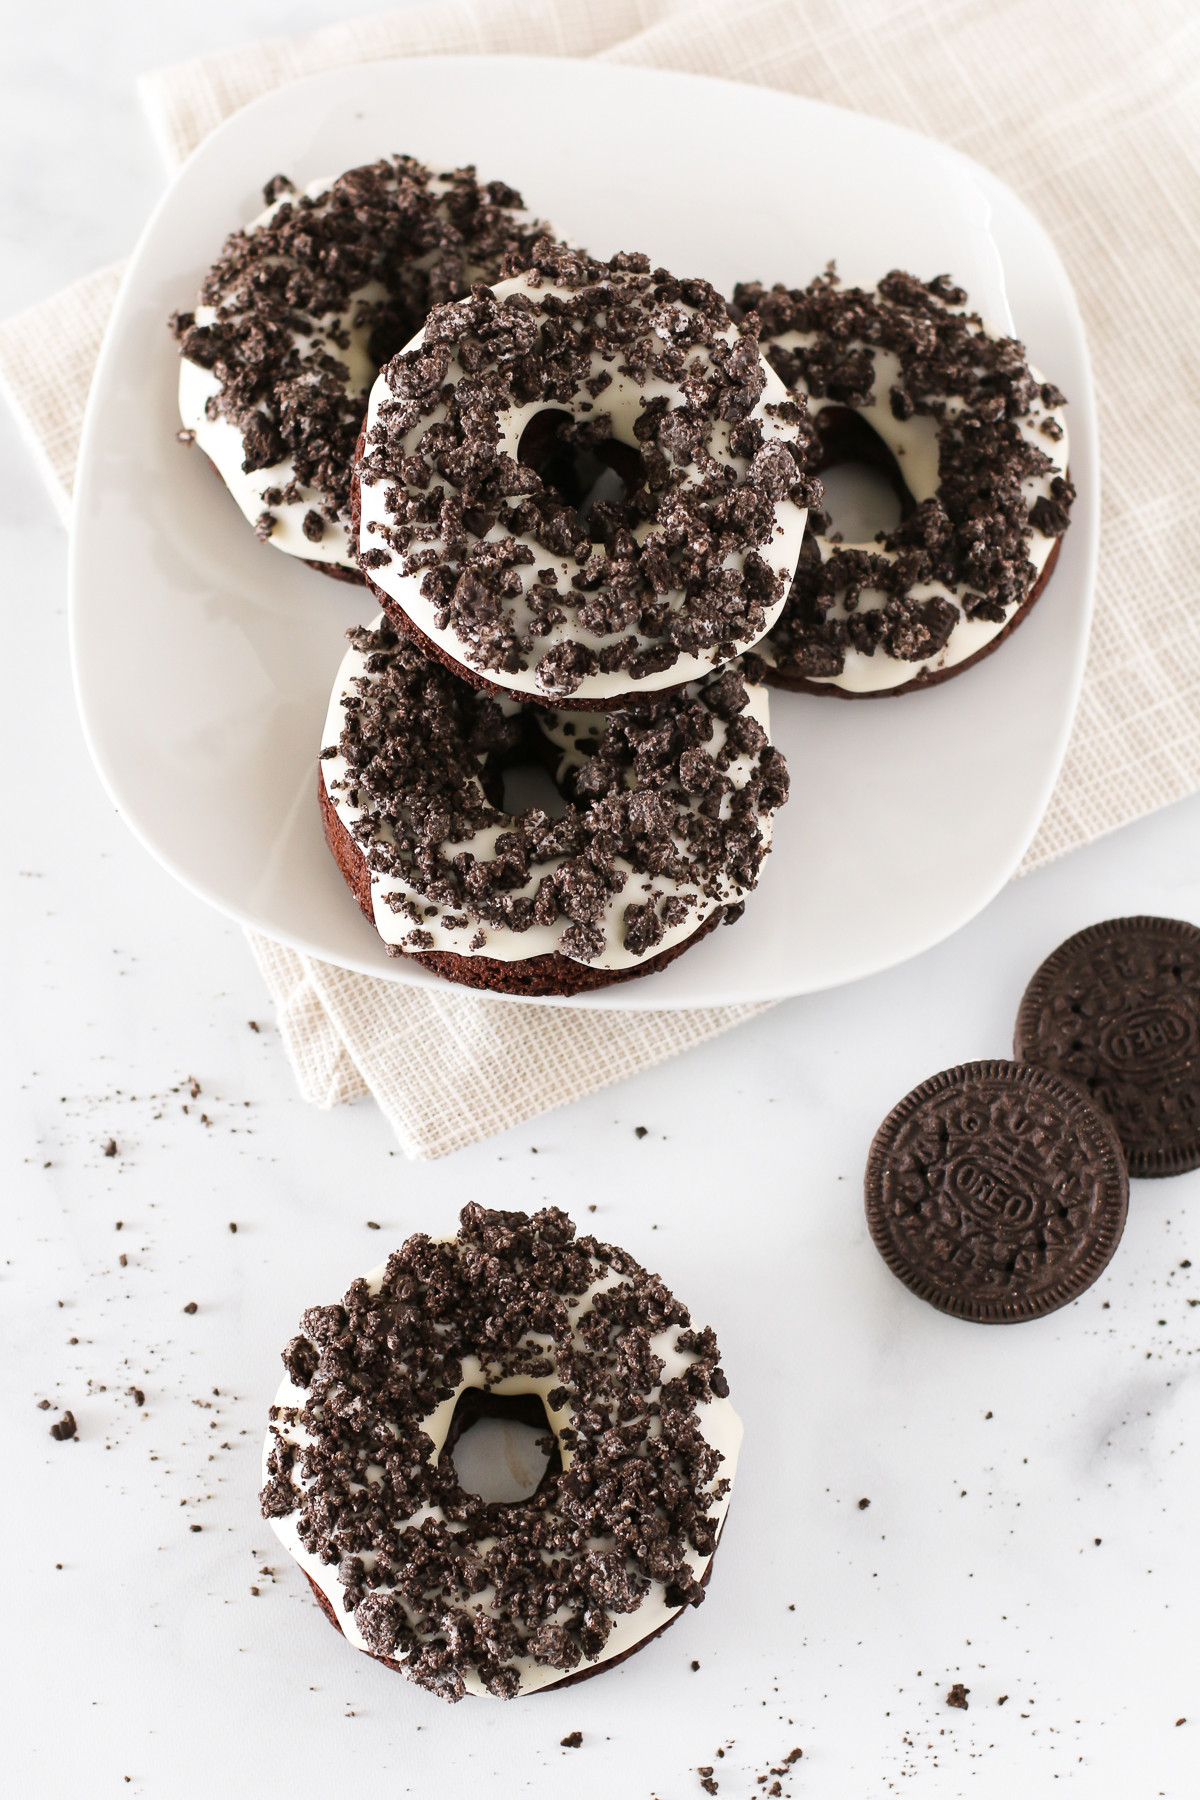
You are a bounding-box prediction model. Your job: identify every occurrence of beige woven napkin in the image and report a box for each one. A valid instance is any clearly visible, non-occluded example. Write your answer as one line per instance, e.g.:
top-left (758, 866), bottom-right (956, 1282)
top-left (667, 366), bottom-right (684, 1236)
top-left (5, 0), bottom-right (1199, 1154)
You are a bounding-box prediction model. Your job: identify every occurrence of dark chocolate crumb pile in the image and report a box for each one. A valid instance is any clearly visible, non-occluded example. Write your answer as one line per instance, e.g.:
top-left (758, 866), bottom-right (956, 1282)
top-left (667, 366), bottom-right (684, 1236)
top-left (358, 240), bottom-right (819, 692)
top-left (327, 620), bottom-right (787, 962)
top-left (733, 268), bottom-right (1074, 678)
top-left (170, 159), bottom-right (548, 541)
top-left (261, 1204), bottom-right (732, 1701)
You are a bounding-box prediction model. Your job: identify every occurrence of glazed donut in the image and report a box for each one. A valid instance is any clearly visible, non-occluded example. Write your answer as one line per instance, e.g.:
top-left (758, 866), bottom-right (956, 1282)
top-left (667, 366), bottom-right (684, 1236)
top-left (319, 617), bottom-right (789, 996)
top-left (171, 159), bottom-right (548, 580)
top-left (260, 1204), bottom-right (742, 1701)
top-left (354, 241), bottom-right (817, 706)
top-left (733, 269), bottom-right (1074, 696)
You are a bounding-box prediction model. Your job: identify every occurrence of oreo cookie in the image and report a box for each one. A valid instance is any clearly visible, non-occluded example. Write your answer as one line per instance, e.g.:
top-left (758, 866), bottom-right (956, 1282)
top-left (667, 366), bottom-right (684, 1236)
top-left (865, 1061), bottom-right (1128, 1322)
top-left (1014, 917), bottom-right (1200, 1178)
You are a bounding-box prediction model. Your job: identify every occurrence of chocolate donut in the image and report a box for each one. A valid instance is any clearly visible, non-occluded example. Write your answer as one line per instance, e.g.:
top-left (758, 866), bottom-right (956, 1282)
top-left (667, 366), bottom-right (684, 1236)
top-left (260, 1204), bottom-right (742, 1701)
top-left (354, 241), bottom-right (818, 706)
top-left (170, 159), bottom-right (549, 579)
top-left (319, 617), bottom-right (790, 996)
top-left (734, 269), bottom-right (1074, 696)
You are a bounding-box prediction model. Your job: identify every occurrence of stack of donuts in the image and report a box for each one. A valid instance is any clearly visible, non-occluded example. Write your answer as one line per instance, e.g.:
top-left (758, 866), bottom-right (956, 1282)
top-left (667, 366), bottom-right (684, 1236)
top-left (173, 157), bottom-right (1073, 997)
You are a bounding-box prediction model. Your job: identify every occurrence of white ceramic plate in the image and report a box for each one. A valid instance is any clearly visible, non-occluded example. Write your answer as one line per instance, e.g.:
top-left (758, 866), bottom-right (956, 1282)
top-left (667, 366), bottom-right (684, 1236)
top-left (70, 57), bottom-right (1097, 1010)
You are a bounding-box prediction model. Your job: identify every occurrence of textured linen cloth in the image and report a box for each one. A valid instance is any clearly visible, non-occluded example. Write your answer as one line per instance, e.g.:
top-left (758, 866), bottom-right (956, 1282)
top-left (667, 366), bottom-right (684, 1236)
top-left (4, 0), bottom-right (1199, 1154)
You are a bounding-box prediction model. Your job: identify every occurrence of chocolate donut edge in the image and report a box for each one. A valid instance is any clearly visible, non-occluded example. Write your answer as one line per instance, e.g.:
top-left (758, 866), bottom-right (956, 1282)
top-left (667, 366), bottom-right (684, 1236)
top-left (299, 1539), bottom-right (719, 1694)
top-left (763, 531), bottom-right (1064, 699)
top-left (318, 761), bottom-right (727, 998)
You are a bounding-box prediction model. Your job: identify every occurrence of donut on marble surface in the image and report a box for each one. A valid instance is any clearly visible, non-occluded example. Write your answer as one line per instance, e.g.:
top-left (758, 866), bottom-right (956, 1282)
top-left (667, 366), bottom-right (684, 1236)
top-left (170, 159), bottom-right (549, 581)
top-left (319, 617), bottom-right (789, 996)
top-left (261, 1204), bottom-right (742, 1700)
top-left (354, 241), bottom-right (819, 707)
top-left (733, 268), bottom-right (1074, 696)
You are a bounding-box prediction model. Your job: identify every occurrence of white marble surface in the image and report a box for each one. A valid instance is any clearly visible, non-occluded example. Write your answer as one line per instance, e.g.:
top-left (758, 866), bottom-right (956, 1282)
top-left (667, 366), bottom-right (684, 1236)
top-left (3, 8), bottom-right (1197, 1796)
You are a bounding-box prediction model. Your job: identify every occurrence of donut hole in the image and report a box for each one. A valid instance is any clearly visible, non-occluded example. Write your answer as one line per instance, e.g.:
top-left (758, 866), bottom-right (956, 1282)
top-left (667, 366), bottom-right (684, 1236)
top-left (493, 709), bottom-right (573, 820)
top-left (442, 1388), bottom-right (562, 1505)
top-left (813, 406), bottom-right (915, 544)
top-left (501, 762), bottom-right (569, 819)
top-left (517, 407), bottom-right (646, 540)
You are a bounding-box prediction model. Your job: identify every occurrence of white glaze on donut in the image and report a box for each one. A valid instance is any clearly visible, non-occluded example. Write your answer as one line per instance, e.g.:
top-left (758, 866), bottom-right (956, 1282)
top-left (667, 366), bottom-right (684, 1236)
top-left (178, 174), bottom-right (542, 568)
top-left (758, 315), bottom-right (1069, 693)
top-left (356, 272), bottom-right (811, 702)
top-left (322, 618), bottom-right (782, 968)
top-left (263, 1249), bottom-right (743, 1697)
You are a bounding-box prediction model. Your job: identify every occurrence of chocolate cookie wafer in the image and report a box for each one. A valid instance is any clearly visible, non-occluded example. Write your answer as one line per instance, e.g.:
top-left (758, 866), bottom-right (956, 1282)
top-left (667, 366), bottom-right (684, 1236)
top-left (865, 1060), bottom-right (1128, 1322)
top-left (1014, 917), bottom-right (1200, 1178)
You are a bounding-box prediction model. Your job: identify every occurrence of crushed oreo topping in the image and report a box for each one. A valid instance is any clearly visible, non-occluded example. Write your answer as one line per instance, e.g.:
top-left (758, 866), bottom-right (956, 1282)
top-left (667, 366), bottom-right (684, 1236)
top-left (261, 1205), bottom-right (733, 1701)
top-left (170, 159), bottom-right (550, 538)
top-left (327, 619), bottom-right (788, 963)
top-left (733, 268), bottom-right (1074, 678)
top-left (357, 241), bottom-right (818, 692)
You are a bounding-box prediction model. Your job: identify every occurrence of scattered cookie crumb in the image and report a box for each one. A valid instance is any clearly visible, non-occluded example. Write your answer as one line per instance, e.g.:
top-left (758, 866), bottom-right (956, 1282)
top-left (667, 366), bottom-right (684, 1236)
top-left (560, 1731), bottom-right (582, 1748)
top-left (691, 1659), bottom-right (700, 1671)
top-left (367, 1221), bottom-right (381, 1230)
top-left (248, 1020), bottom-right (260, 1032)
top-left (129, 1387), bottom-right (145, 1407)
top-left (947, 1683), bottom-right (969, 1710)
top-left (102, 1138), bottom-right (117, 1157)
top-left (857, 1496), bottom-right (870, 1510)
top-left (183, 1302), bottom-right (198, 1315)
top-left (49, 1411), bottom-right (77, 1441)
top-left (229, 1222), bottom-right (238, 1234)
top-left (635, 1126), bottom-right (648, 1139)
top-left (998, 1695), bottom-right (1008, 1705)
top-left (36, 1398), bottom-right (51, 1410)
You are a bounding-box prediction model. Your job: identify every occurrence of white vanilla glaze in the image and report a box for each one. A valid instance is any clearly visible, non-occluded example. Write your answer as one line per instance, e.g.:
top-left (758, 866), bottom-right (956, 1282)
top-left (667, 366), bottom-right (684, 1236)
top-left (178, 177), bottom-right (538, 568)
top-left (321, 618), bottom-right (778, 968)
top-left (758, 326), bottom-right (1070, 692)
top-left (357, 273), bottom-right (810, 702)
top-left (263, 1250), bottom-right (743, 1697)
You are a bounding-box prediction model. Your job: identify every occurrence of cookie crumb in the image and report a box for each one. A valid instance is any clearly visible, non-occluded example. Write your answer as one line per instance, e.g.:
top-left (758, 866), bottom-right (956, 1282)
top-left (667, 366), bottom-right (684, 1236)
top-left (560, 1731), bottom-right (582, 1748)
top-left (248, 1020), bottom-right (260, 1032)
top-left (947, 1684), bottom-right (969, 1710)
top-left (50, 1411), bottom-right (77, 1441)
top-left (367, 1221), bottom-right (381, 1230)
top-left (635, 1126), bottom-right (648, 1139)
top-left (102, 1138), bottom-right (117, 1158)
top-left (857, 1496), bottom-right (870, 1510)
top-left (183, 1302), bottom-right (198, 1315)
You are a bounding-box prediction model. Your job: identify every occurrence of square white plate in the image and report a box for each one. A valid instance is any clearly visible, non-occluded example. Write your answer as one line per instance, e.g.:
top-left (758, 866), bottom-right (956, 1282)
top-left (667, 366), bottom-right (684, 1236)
top-left (70, 57), bottom-right (1097, 1008)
